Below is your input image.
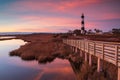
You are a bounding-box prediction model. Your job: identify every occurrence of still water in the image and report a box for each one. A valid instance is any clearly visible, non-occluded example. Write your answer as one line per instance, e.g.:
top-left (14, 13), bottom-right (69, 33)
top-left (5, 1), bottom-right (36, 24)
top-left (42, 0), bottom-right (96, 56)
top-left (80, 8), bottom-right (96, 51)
top-left (0, 39), bottom-right (76, 80)
top-left (0, 36), bottom-right (15, 39)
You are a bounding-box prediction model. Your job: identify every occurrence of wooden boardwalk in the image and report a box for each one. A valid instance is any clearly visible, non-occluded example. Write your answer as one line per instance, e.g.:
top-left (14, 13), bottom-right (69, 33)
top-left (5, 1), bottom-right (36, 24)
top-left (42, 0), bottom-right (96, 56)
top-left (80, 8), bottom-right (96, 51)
top-left (63, 39), bottom-right (120, 80)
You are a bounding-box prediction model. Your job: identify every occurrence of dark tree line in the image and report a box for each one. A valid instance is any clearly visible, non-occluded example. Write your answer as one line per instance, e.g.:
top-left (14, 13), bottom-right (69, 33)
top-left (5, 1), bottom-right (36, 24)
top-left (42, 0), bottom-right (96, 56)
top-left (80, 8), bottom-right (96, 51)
top-left (112, 28), bottom-right (120, 35)
top-left (67, 28), bottom-right (120, 36)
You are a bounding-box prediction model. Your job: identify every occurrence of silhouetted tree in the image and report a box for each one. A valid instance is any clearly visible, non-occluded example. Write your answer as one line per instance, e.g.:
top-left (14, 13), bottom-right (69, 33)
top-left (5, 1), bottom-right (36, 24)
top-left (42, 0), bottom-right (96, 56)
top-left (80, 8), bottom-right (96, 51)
top-left (68, 30), bottom-right (73, 34)
top-left (73, 29), bottom-right (81, 35)
top-left (112, 28), bottom-right (120, 35)
top-left (87, 29), bottom-right (93, 34)
top-left (94, 28), bottom-right (102, 34)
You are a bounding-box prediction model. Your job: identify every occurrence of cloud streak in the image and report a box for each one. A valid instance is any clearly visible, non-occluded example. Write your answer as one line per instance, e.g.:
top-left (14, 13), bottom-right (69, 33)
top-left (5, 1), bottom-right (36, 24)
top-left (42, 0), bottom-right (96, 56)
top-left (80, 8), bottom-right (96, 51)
top-left (10, 0), bottom-right (101, 12)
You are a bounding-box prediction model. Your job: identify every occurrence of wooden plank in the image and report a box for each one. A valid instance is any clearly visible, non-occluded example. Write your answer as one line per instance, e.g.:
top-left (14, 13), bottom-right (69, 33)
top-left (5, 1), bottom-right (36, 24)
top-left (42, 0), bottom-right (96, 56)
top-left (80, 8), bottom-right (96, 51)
top-left (102, 44), bottom-right (104, 59)
top-left (95, 50), bottom-right (103, 54)
top-left (104, 47), bottom-right (116, 51)
top-left (89, 47), bottom-right (94, 49)
top-left (95, 45), bottom-right (103, 48)
top-left (104, 52), bottom-right (115, 57)
top-left (105, 50), bottom-right (116, 54)
top-left (95, 53), bottom-right (103, 58)
top-left (115, 46), bottom-right (118, 66)
top-left (89, 48), bottom-right (94, 51)
top-left (105, 55), bottom-right (115, 60)
top-left (95, 44), bottom-right (103, 47)
top-left (104, 55), bottom-right (115, 60)
top-left (104, 57), bottom-right (115, 65)
top-left (104, 49), bottom-right (115, 53)
top-left (104, 53), bottom-right (115, 59)
top-left (104, 44), bottom-right (116, 48)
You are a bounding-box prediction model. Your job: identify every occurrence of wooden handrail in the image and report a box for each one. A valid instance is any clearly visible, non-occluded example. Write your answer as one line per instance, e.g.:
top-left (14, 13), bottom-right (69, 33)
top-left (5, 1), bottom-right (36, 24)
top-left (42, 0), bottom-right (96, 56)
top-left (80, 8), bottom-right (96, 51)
top-left (63, 39), bottom-right (120, 67)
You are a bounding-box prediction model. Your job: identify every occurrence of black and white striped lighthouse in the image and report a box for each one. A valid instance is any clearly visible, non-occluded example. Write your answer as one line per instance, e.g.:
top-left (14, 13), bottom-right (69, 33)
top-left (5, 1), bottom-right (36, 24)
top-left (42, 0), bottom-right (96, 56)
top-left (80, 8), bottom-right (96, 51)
top-left (81, 13), bottom-right (85, 34)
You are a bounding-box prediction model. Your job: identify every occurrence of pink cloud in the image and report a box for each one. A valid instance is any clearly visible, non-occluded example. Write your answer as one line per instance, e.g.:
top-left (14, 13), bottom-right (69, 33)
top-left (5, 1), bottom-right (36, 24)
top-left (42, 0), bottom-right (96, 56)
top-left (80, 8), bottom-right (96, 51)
top-left (19, 15), bottom-right (80, 26)
top-left (12, 14), bottom-right (96, 32)
top-left (10, 0), bottom-right (119, 21)
top-left (10, 0), bottom-right (102, 13)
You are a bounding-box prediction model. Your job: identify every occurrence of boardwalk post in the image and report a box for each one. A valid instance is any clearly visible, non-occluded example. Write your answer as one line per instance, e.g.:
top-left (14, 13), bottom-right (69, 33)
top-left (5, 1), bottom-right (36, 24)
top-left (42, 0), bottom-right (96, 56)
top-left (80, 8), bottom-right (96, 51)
top-left (88, 42), bottom-right (92, 66)
top-left (97, 57), bottom-right (101, 72)
top-left (94, 43), bottom-right (96, 55)
top-left (75, 48), bottom-right (77, 53)
top-left (115, 45), bottom-right (118, 66)
top-left (71, 46), bottom-right (72, 50)
top-left (102, 44), bottom-right (104, 59)
top-left (72, 46), bottom-right (74, 52)
top-left (80, 50), bottom-right (83, 57)
top-left (115, 46), bottom-right (119, 80)
top-left (73, 47), bottom-right (75, 52)
top-left (89, 54), bottom-right (92, 66)
top-left (85, 52), bottom-right (87, 62)
top-left (118, 68), bottom-right (120, 80)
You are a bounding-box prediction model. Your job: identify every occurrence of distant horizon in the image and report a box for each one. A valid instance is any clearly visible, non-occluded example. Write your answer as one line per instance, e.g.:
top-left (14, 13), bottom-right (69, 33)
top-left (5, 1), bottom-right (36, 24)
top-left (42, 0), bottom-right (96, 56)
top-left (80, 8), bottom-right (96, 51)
top-left (0, 32), bottom-right (66, 35)
top-left (0, 27), bottom-right (118, 33)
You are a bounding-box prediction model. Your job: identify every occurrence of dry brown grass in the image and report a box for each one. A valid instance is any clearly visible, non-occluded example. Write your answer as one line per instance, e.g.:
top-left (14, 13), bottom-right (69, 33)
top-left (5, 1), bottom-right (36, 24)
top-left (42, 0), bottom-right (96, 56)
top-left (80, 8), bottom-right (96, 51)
top-left (10, 34), bottom-right (71, 63)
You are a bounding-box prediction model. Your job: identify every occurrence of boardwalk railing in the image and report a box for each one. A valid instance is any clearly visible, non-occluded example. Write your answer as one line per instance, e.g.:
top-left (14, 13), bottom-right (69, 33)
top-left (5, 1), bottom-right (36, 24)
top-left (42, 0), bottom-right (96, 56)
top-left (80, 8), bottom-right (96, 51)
top-left (63, 39), bottom-right (120, 80)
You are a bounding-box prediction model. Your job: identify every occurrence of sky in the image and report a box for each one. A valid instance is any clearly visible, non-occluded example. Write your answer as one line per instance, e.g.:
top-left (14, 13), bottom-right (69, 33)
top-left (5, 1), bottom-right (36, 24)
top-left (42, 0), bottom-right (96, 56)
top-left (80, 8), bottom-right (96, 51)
top-left (0, 0), bottom-right (120, 32)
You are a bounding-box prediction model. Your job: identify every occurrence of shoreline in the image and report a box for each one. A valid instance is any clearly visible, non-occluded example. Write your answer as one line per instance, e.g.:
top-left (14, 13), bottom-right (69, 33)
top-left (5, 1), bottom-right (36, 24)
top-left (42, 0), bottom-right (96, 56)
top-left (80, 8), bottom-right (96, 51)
top-left (5, 33), bottom-right (119, 80)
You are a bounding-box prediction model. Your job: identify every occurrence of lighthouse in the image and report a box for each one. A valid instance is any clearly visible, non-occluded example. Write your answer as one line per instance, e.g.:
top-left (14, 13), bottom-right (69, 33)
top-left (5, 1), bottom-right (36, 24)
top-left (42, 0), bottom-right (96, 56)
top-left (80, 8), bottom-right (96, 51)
top-left (81, 13), bottom-right (85, 34)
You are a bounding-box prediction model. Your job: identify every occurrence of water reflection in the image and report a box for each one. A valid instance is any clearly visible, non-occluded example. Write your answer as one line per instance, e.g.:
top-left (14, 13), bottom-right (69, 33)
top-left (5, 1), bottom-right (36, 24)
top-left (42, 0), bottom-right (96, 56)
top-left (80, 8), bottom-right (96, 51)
top-left (0, 39), bottom-right (76, 80)
top-left (0, 36), bottom-right (15, 39)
